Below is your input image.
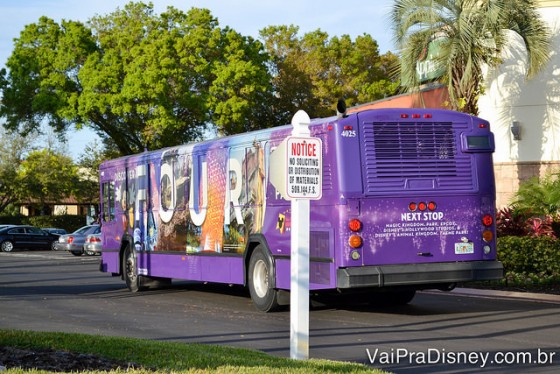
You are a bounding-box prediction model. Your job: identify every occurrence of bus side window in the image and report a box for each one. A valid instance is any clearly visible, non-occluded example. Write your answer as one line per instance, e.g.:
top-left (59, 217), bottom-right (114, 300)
top-left (242, 143), bottom-right (266, 232)
top-left (102, 181), bottom-right (115, 222)
top-left (264, 140), bottom-right (285, 203)
top-left (246, 143), bottom-right (265, 207)
top-left (127, 168), bottom-right (136, 213)
top-left (229, 147), bottom-right (247, 206)
top-left (175, 155), bottom-right (187, 210)
top-left (161, 171), bottom-right (173, 211)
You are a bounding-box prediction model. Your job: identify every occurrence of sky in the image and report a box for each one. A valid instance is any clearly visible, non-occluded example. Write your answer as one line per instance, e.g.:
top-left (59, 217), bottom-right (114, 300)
top-left (0, 0), bottom-right (396, 159)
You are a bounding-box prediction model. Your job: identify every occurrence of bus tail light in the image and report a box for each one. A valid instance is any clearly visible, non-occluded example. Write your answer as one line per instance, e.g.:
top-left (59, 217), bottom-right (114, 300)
top-left (402, 113), bottom-right (433, 119)
top-left (348, 219), bottom-right (362, 232)
top-left (482, 214), bottom-right (493, 226)
top-left (482, 230), bottom-right (493, 242)
top-left (409, 201), bottom-right (437, 212)
top-left (349, 235), bottom-right (363, 248)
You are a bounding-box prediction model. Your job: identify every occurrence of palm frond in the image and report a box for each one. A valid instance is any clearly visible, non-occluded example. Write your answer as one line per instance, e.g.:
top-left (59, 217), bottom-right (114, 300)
top-left (391, 0), bottom-right (550, 114)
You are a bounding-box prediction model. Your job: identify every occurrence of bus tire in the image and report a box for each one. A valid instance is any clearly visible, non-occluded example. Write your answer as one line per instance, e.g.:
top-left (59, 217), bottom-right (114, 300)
top-left (248, 246), bottom-right (280, 312)
top-left (386, 289), bottom-right (416, 305)
top-left (123, 245), bottom-right (143, 292)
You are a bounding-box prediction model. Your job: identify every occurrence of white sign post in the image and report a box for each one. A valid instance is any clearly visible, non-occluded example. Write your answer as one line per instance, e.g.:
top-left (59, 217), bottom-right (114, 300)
top-left (289, 110), bottom-right (322, 360)
top-left (287, 137), bottom-right (322, 200)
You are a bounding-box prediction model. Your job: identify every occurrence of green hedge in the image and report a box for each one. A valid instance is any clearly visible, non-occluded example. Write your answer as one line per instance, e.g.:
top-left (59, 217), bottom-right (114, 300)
top-left (497, 236), bottom-right (560, 274)
top-left (0, 215), bottom-right (88, 233)
top-left (497, 236), bottom-right (560, 286)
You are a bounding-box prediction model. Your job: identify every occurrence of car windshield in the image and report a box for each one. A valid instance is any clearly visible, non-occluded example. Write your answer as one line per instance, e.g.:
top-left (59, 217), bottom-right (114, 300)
top-left (73, 226), bottom-right (98, 235)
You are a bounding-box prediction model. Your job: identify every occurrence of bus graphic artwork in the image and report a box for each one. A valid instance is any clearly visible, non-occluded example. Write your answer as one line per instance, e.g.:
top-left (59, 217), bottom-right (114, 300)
top-left (99, 108), bottom-right (503, 311)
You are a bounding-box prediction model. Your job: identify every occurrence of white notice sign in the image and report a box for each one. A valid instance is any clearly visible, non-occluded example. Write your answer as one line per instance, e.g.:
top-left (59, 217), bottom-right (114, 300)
top-left (287, 136), bottom-right (322, 200)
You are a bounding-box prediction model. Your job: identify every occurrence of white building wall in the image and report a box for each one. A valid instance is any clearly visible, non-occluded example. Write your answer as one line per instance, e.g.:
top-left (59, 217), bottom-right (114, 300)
top-left (478, 2), bottom-right (560, 207)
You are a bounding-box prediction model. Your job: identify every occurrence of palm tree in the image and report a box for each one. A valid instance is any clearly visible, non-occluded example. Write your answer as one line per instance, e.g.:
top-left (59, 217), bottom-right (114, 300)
top-left (392, 0), bottom-right (551, 115)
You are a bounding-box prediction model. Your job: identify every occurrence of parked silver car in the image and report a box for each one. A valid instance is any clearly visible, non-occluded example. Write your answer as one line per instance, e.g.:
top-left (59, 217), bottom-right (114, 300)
top-left (83, 233), bottom-right (102, 256)
top-left (55, 225), bottom-right (100, 256)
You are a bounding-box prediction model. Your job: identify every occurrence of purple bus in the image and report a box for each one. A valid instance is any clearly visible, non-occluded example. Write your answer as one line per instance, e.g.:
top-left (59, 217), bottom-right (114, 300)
top-left (99, 108), bottom-right (503, 311)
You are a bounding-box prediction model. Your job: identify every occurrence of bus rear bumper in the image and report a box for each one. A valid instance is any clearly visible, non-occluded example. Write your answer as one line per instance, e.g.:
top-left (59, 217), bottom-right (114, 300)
top-left (336, 261), bottom-right (503, 289)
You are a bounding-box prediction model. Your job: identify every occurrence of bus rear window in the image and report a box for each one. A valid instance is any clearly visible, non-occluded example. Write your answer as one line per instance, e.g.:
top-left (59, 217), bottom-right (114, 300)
top-left (467, 136), bottom-right (490, 148)
top-left (465, 136), bottom-right (493, 152)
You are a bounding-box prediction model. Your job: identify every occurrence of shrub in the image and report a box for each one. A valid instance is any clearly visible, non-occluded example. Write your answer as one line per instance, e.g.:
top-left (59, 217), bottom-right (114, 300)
top-left (496, 205), bottom-right (559, 239)
top-left (497, 236), bottom-right (560, 289)
top-left (514, 173), bottom-right (560, 217)
top-left (497, 236), bottom-right (560, 279)
top-left (0, 215), bottom-right (88, 233)
top-left (525, 216), bottom-right (556, 238)
top-left (509, 171), bottom-right (560, 238)
top-left (496, 206), bottom-right (527, 236)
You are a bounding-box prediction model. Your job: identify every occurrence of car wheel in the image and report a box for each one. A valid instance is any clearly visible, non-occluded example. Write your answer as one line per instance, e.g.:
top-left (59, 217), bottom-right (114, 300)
top-left (248, 245), bottom-right (280, 312)
top-left (1, 240), bottom-right (14, 252)
top-left (50, 241), bottom-right (58, 251)
top-left (70, 250), bottom-right (83, 256)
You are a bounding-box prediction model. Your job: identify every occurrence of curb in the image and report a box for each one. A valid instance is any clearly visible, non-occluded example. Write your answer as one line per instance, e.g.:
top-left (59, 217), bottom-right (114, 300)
top-left (425, 287), bottom-right (560, 304)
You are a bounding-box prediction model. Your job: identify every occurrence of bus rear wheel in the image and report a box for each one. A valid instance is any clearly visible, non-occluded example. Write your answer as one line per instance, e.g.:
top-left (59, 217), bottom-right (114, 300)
top-left (123, 246), bottom-right (142, 292)
top-left (248, 246), bottom-right (280, 312)
top-left (380, 289), bottom-right (416, 306)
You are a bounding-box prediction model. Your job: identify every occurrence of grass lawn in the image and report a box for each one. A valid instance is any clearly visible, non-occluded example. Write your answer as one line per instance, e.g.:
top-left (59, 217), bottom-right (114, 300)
top-left (0, 329), bottom-right (388, 373)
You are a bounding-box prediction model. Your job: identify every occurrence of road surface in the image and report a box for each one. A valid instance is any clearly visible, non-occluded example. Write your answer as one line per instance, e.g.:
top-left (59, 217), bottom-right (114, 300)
top-left (1, 251), bottom-right (559, 373)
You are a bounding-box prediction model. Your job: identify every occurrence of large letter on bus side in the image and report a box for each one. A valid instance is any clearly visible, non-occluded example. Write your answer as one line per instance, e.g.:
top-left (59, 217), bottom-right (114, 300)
top-left (159, 161), bottom-right (175, 223)
top-left (189, 161), bottom-right (208, 226)
top-left (224, 157), bottom-right (243, 225)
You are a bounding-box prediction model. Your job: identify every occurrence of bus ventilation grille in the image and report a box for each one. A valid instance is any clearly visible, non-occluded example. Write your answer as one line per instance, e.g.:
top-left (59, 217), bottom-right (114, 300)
top-left (362, 121), bottom-right (474, 193)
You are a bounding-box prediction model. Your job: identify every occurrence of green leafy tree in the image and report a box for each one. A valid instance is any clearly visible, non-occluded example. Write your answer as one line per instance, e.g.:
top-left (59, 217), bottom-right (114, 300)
top-left (0, 16), bottom-right (96, 136)
top-left (0, 128), bottom-right (35, 215)
top-left (15, 149), bottom-right (79, 215)
top-left (74, 140), bottom-right (110, 212)
top-left (392, 0), bottom-right (551, 114)
top-left (77, 3), bottom-right (211, 153)
top-left (260, 25), bottom-right (399, 123)
top-left (0, 2), bottom-right (274, 155)
top-left (208, 28), bottom-right (274, 135)
top-left (259, 25), bottom-right (319, 124)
